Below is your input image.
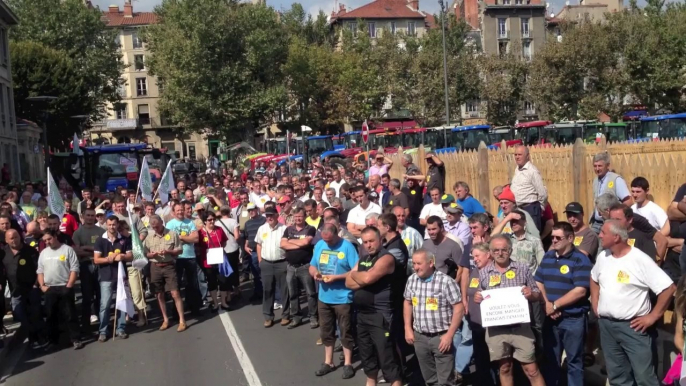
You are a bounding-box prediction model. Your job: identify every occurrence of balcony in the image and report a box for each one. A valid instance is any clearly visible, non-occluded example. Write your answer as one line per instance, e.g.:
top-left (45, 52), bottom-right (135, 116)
top-left (150, 116), bottom-right (177, 128)
top-left (497, 31), bottom-right (509, 40)
top-left (105, 118), bottom-right (138, 131)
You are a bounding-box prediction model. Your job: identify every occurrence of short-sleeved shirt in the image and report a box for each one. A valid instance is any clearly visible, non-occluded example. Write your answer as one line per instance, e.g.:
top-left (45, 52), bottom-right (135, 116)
top-left (59, 213), bottom-right (79, 237)
top-left (243, 216), bottom-right (266, 250)
top-left (72, 225), bottom-right (105, 262)
top-left (198, 227), bottom-right (228, 268)
top-left (419, 203), bottom-right (447, 238)
top-left (311, 238), bottom-right (359, 304)
top-left (94, 233), bottom-right (133, 282)
top-left (255, 223), bottom-right (286, 261)
top-left (347, 203), bottom-right (382, 228)
top-left (426, 163), bottom-right (446, 193)
top-left (627, 228), bottom-right (657, 260)
top-left (387, 192), bottom-right (410, 212)
top-left (404, 270), bottom-right (461, 334)
top-left (1, 244), bottom-right (39, 297)
top-left (143, 229), bottom-right (182, 263)
top-left (457, 196), bottom-right (485, 218)
top-left (37, 244), bottom-right (80, 286)
top-left (572, 227), bottom-right (600, 262)
top-left (591, 247), bottom-right (673, 320)
top-left (282, 225), bottom-right (316, 266)
top-left (510, 233), bottom-right (545, 274)
top-left (477, 260), bottom-right (540, 293)
top-left (215, 217), bottom-right (239, 253)
top-left (421, 236), bottom-right (465, 277)
top-left (165, 218), bottom-right (197, 259)
top-left (631, 201), bottom-right (668, 231)
top-left (594, 174), bottom-right (631, 221)
top-left (534, 248), bottom-right (593, 315)
top-left (466, 268), bottom-right (483, 325)
top-left (369, 164), bottom-right (388, 177)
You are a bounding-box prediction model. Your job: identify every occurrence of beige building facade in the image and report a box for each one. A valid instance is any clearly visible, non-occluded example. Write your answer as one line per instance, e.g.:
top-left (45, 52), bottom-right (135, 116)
top-left (0, 1), bottom-right (22, 182)
top-left (92, 1), bottom-right (208, 160)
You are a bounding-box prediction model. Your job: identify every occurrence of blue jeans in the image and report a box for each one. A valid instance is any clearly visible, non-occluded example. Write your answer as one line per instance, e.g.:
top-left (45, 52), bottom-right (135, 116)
top-left (197, 262), bottom-right (208, 300)
top-left (452, 316), bottom-right (473, 374)
top-left (249, 251), bottom-right (263, 295)
top-left (543, 314), bottom-right (587, 386)
top-left (98, 281), bottom-right (126, 336)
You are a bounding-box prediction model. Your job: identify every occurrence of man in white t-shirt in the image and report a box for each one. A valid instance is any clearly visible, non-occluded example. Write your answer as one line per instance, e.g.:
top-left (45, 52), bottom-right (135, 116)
top-left (346, 186), bottom-right (381, 241)
top-left (328, 169), bottom-right (344, 197)
top-left (419, 187), bottom-right (446, 238)
top-left (630, 177), bottom-right (670, 236)
top-left (249, 180), bottom-right (271, 212)
top-left (590, 220), bottom-right (675, 386)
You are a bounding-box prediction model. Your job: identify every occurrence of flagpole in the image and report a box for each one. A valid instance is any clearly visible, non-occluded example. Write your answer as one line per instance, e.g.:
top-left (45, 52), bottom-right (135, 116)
top-left (138, 273), bottom-right (148, 325)
top-left (112, 307), bottom-right (117, 342)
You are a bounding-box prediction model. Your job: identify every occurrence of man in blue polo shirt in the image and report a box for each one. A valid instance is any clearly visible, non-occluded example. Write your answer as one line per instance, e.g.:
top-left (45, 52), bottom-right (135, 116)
top-left (534, 221), bottom-right (593, 386)
top-left (453, 181), bottom-right (485, 218)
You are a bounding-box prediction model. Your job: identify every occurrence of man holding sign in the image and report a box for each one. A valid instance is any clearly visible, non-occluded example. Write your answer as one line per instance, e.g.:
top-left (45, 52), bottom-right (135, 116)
top-left (473, 235), bottom-right (545, 386)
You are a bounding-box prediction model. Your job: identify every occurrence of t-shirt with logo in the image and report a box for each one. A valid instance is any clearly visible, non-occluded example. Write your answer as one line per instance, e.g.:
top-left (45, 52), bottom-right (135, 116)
top-left (402, 187), bottom-right (424, 218)
top-left (37, 244), bottom-right (80, 286)
top-left (311, 238), bottom-right (359, 305)
top-left (627, 228), bottom-right (656, 261)
top-left (72, 225), bottom-right (105, 263)
top-left (426, 164), bottom-right (446, 193)
top-left (94, 233), bottom-right (133, 282)
top-left (282, 225), bottom-right (316, 265)
top-left (165, 218), bottom-right (197, 259)
top-left (387, 192), bottom-right (410, 213)
top-left (572, 227), bottom-right (599, 263)
top-left (59, 213), bottom-right (79, 237)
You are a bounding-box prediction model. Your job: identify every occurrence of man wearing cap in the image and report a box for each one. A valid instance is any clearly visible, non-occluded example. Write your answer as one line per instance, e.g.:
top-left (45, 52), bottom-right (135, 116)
top-left (492, 186), bottom-right (540, 239)
top-left (369, 153), bottom-right (393, 178)
top-left (277, 195), bottom-right (294, 226)
top-left (408, 152), bottom-right (446, 203)
top-left (510, 145), bottom-right (547, 232)
top-left (243, 203), bottom-right (265, 301)
top-left (419, 188), bottom-right (448, 239)
top-left (255, 206), bottom-right (289, 327)
top-left (444, 203), bottom-right (472, 259)
top-left (564, 202), bottom-right (599, 260)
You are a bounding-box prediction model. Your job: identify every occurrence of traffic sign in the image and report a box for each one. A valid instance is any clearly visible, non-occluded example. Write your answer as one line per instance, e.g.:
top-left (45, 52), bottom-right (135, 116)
top-left (362, 120), bottom-right (369, 144)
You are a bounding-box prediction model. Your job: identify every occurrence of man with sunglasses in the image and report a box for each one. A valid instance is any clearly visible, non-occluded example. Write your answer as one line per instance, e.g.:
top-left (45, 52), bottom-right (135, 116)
top-left (534, 222), bottom-right (592, 386)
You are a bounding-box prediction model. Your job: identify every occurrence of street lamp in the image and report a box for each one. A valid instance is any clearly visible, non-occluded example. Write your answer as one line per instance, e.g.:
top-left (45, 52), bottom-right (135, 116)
top-left (26, 95), bottom-right (57, 172)
top-left (438, 0), bottom-right (450, 147)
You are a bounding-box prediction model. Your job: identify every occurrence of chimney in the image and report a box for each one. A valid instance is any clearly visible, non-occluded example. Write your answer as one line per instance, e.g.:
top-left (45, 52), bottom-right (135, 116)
top-left (108, 4), bottom-right (119, 13)
top-left (124, 0), bottom-right (133, 17)
top-left (339, 4), bottom-right (346, 13)
top-left (409, 0), bottom-right (419, 11)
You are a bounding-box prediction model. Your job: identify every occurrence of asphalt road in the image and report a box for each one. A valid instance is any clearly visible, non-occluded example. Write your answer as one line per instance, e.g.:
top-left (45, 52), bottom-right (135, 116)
top-left (0, 283), bottom-right (379, 386)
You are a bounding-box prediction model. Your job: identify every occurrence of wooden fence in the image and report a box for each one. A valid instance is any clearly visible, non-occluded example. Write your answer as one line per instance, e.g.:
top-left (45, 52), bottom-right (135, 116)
top-left (385, 138), bottom-right (686, 217)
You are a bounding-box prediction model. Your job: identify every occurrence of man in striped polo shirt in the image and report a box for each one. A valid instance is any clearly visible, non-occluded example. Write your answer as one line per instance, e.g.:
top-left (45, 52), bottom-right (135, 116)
top-left (534, 222), bottom-right (593, 386)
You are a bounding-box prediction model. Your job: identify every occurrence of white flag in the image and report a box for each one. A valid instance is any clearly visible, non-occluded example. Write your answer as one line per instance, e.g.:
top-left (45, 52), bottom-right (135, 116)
top-left (115, 261), bottom-right (135, 317)
top-left (138, 156), bottom-right (153, 201)
top-left (156, 160), bottom-right (174, 204)
top-left (72, 133), bottom-right (82, 155)
top-left (47, 168), bottom-right (65, 220)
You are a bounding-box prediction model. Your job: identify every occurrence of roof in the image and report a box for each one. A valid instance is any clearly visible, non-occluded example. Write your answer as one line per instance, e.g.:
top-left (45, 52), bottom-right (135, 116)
top-left (331, 0), bottom-right (427, 20)
top-left (640, 113), bottom-right (686, 122)
top-left (0, 0), bottom-right (18, 26)
top-left (102, 9), bottom-right (158, 27)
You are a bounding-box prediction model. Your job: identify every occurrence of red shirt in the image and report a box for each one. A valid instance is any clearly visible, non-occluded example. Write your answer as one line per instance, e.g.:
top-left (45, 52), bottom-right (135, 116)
top-left (198, 227), bottom-right (228, 268)
top-left (59, 213), bottom-right (79, 237)
top-left (227, 191), bottom-right (240, 209)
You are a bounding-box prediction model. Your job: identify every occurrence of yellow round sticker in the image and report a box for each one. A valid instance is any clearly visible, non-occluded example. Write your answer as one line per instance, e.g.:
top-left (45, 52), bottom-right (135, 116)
top-left (404, 238), bottom-right (410, 246)
top-left (262, 233), bottom-right (268, 239)
top-left (59, 255), bottom-right (66, 262)
top-left (426, 176), bottom-right (430, 182)
top-left (19, 259), bottom-right (26, 266)
top-left (114, 249), bottom-right (121, 254)
top-left (450, 203), bottom-right (457, 208)
top-left (410, 190), bottom-right (416, 195)
top-left (155, 199), bottom-right (161, 204)
top-left (261, 198), bottom-right (266, 204)
top-left (214, 206), bottom-right (219, 211)
top-left (62, 217), bottom-right (68, 223)
top-left (164, 234), bottom-right (171, 241)
top-left (505, 271), bottom-right (516, 279)
top-left (560, 265), bottom-right (570, 274)
top-left (337, 252), bottom-right (345, 259)
top-left (389, 200), bottom-right (393, 205)
top-left (30, 241), bottom-right (36, 247)
top-left (608, 181), bottom-right (614, 188)
top-left (180, 231), bottom-right (187, 236)
top-left (441, 194), bottom-right (448, 200)
top-left (203, 237), bottom-right (209, 242)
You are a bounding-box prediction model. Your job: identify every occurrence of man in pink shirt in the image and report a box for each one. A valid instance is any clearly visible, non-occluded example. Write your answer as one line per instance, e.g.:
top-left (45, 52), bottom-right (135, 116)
top-left (368, 153), bottom-right (393, 177)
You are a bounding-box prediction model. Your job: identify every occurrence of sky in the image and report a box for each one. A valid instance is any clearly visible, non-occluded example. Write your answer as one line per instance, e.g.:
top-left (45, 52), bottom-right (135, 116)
top-left (93, 0), bottom-right (584, 20)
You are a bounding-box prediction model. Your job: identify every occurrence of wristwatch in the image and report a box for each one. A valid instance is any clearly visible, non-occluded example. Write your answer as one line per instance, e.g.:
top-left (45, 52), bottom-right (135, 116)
top-left (552, 302), bottom-right (557, 311)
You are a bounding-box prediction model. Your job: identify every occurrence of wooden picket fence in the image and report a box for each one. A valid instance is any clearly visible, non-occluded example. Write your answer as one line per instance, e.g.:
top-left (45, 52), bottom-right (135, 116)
top-left (385, 138), bottom-right (686, 217)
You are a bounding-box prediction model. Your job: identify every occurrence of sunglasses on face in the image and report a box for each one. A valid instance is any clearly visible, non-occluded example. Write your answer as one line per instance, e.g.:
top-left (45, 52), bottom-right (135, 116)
top-left (551, 235), bottom-right (565, 241)
top-left (206, 218), bottom-right (215, 222)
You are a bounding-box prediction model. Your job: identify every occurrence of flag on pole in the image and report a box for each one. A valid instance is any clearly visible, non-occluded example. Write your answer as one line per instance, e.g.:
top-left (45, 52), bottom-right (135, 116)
top-left (115, 261), bottom-right (135, 318)
top-left (138, 156), bottom-right (153, 201)
top-left (157, 160), bottom-right (174, 204)
top-left (72, 133), bottom-right (82, 155)
top-left (47, 167), bottom-right (65, 220)
top-left (129, 212), bottom-right (148, 271)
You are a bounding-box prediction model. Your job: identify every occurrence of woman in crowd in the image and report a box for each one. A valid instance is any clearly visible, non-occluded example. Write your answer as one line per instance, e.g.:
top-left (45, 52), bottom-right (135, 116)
top-left (198, 211), bottom-right (229, 312)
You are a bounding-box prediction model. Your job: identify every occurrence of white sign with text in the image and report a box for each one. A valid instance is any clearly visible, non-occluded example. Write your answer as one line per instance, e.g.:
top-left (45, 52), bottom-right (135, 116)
top-left (480, 286), bottom-right (531, 328)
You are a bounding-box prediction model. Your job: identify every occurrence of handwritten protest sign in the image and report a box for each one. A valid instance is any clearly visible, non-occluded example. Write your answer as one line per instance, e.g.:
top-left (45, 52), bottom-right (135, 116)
top-left (480, 286), bottom-right (531, 328)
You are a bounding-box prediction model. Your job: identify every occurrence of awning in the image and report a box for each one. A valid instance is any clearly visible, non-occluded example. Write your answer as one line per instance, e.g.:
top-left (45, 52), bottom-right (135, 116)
top-left (622, 110), bottom-right (648, 121)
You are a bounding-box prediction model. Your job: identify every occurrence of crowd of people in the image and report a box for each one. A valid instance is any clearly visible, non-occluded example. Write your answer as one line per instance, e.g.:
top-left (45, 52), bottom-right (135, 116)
top-left (0, 146), bottom-right (685, 386)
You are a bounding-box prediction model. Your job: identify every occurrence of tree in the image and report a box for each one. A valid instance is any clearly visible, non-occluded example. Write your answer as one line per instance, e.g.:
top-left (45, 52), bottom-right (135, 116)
top-left (145, 0), bottom-right (288, 140)
top-left (478, 52), bottom-right (528, 126)
top-left (8, 0), bottom-right (124, 134)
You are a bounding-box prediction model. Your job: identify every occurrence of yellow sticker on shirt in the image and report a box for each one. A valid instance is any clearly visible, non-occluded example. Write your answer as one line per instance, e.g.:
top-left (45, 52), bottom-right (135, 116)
top-left (503, 227), bottom-right (512, 234)
top-left (62, 217), bottom-right (67, 223)
top-left (426, 176), bottom-right (430, 182)
top-left (214, 206), bottom-right (219, 211)
top-left (617, 270), bottom-right (630, 284)
top-left (403, 238), bottom-right (410, 246)
top-left (114, 249), bottom-right (121, 254)
top-left (203, 237), bottom-right (209, 242)
top-left (30, 241), bottom-right (36, 247)
top-left (320, 254), bottom-right (329, 265)
top-left (260, 198), bottom-right (266, 204)
top-left (608, 181), bottom-right (615, 188)
top-left (410, 190), bottom-right (416, 195)
top-left (91, 236), bottom-right (98, 244)
top-left (560, 265), bottom-right (570, 274)
top-left (389, 200), bottom-right (393, 205)
top-left (262, 233), bottom-right (268, 240)
top-left (505, 271), bottom-right (516, 280)
top-left (426, 297), bottom-right (438, 311)
top-left (59, 255), bottom-right (66, 262)
top-left (337, 252), bottom-right (345, 260)
top-left (180, 231), bottom-right (187, 236)
top-left (627, 238), bottom-right (635, 247)
top-left (19, 259), bottom-right (26, 266)
top-left (412, 297), bottom-right (418, 307)
top-left (488, 274), bottom-right (501, 287)
top-left (164, 234), bottom-right (171, 241)
top-left (469, 278), bottom-right (479, 288)
top-left (573, 236), bottom-right (583, 246)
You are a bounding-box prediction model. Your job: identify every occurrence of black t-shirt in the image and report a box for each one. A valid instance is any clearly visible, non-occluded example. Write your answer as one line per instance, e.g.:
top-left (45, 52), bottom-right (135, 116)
top-left (402, 187), bottom-right (423, 217)
top-left (384, 234), bottom-right (409, 306)
top-left (282, 225), bottom-right (316, 265)
top-left (674, 183), bottom-right (686, 203)
top-left (353, 248), bottom-right (394, 315)
top-left (94, 234), bottom-right (133, 282)
top-left (427, 163), bottom-right (446, 193)
top-left (0, 244), bottom-right (39, 297)
top-left (244, 216), bottom-right (266, 250)
top-left (628, 228), bottom-right (657, 260)
top-left (632, 213), bottom-right (657, 238)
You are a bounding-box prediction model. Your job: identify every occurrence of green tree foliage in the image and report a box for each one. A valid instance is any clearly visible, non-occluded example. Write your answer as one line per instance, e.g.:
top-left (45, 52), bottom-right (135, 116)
top-left (7, 0), bottom-right (123, 137)
top-left (145, 0), bottom-right (288, 139)
top-left (478, 52), bottom-right (528, 126)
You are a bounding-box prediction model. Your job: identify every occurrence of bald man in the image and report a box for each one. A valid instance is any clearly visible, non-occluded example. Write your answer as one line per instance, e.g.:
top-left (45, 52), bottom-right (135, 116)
top-left (25, 221), bottom-right (42, 251)
top-left (0, 229), bottom-right (46, 348)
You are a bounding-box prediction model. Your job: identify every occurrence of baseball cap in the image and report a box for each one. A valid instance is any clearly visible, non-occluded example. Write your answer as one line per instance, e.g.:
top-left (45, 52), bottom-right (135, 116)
top-left (425, 152), bottom-right (436, 159)
top-left (564, 202), bottom-right (584, 214)
top-left (264, 206), bottom-right (278, 216)
top-left (440, 194), bottom-right (455, 204)
top-left (95, 209), bottom-right (106, 215)
top-left (277, 195), bottom-right (292, 204)
top-left (246, 203), bottom-right (257, 210)
top-left (375, 153), bottom-right (384, 159)
top-left (445, 202), bottom-right (463, 214)
top-left (498, 186), bottom-right (516, 202)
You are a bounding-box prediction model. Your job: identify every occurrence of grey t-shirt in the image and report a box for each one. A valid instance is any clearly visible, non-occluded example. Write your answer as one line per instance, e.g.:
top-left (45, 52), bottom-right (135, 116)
top-left (72, 225), bottom-right (105, 262)
top-left (421, 236), bottom-right (465, 276)
top-left (37, 244), bottom-right (80, 286)
top-left (575, 227), bottom-right (600, 262)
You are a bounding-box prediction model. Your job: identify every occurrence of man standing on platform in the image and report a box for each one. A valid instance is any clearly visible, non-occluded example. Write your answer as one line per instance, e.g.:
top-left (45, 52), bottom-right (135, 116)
top-left (510, 145), bottom-right (547, 232)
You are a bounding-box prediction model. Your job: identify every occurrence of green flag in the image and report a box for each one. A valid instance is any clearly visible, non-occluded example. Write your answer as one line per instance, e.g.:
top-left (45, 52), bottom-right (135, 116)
top-left (129, 211), bottom-right (148, 271)
top-left (47, 167), bottom-right (65, 220)
top-left (139, 156), bottom-right (153, 201)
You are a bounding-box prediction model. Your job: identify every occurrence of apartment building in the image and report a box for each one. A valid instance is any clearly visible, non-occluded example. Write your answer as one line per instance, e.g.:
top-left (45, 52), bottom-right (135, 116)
top-left (555, 0), bottom-right (622, 22)
top-left (0, 1), bottom-right (20, 181)
top-left (94, 1), bottom-right (208, 160)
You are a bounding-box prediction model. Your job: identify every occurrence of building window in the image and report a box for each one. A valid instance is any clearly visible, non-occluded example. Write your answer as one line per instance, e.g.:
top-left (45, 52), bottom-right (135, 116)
top-left (132, 33), bottom-right (143, 49)
top-left (0, 87), bottom-right (5, 130)
top-left (188, 143), bottom-right (196, 160)
top-left (138, 104), bottom-right (150, 125)
top-left (162, 141), bottom-right (175, 152)
top-left (515, 0), bottom-right (522, 4)
top-left (136, 77), bottom-right (147, 96)
top-left (521, 18), bottom-right (530, 38)
top-left (6, 86), bottom-right (13, 131)
top-left (524, 101), bottom-right (535, 114)
top-left (348, 22), bottom-right (357, 37)
top-left (498, 18), bottom-right (507, 38)
top-left (408, 22), bottom-right (416, 36)
top-left (391, 22), bottom-right (396, 35)
top-left (0, 28), bottom-right (7, 67)
top-left (368, 22), bottom-right (376, 38)
top-left (115, 105), bottom-right (127, 120)
top-left (466, 100), bottom-right (479, 113)
top-left (117, 82), bottom-right (126, 97)
top-left (503, 0), bottom-right (510, 4)
top-left (523, 41), bottom-right (532, 61)
top-left (498, 41), bottom-right (508, 57)
top-left (134, 55), bottom-right (145, 71)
